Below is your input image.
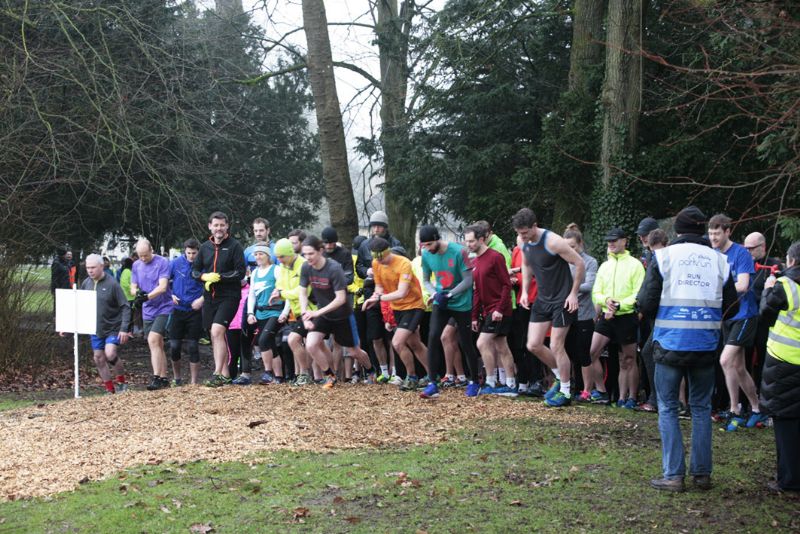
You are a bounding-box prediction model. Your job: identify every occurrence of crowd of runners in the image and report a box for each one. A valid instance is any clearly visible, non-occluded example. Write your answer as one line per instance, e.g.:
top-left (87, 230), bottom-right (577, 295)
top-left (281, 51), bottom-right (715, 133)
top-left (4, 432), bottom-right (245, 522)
top-left (55, 207), bottom-right (800, 492)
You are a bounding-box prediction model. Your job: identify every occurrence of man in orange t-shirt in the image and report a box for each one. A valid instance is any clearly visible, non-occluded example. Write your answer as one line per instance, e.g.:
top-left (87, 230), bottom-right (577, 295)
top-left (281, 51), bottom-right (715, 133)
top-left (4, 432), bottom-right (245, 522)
top-left (363, 237), bottom-right (429, 390)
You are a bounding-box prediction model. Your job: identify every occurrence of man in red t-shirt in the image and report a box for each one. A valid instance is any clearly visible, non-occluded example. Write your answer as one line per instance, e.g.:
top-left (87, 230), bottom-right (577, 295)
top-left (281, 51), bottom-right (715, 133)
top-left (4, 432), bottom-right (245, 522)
top-left (464, 224), bottom-right (517, 396)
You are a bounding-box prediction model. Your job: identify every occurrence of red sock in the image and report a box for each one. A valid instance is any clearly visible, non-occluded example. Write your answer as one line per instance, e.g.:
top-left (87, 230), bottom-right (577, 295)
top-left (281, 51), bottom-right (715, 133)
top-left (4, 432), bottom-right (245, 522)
top-left (116, 375), bottom-right (126, 384)
top-left (104, 380), bottom-right (115, 393)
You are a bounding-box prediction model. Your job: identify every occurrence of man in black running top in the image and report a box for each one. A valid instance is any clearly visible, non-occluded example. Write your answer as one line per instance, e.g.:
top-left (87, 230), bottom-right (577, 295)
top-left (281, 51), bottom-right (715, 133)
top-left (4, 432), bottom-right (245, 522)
top-left (512, 208), bottom-right (585, 407)
top-left (191, 211), bottom-right (246, 387)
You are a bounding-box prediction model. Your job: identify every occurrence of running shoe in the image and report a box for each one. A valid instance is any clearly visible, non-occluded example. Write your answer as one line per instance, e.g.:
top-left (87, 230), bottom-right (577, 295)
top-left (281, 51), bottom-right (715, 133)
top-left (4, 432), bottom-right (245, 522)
top-left (147, 376), bottom-right (168, 391)
top-left (590, 390), bottom-right (610, 405)
top-left (439, 377), bottom-right (457, 389)
top-left (363, 372), bottom-right (378, 385)
top-left (400, 376), bottom-right (419, 391)
top-left (418, 376), bottom-right (432, 388)
top-left (388, 375), bottom-right (403, 386)
top-left (206, 374), bottom-right (232, 388)
top-left (420, 382), bottom-right (440, 399)
top-left (517, 383), bottom-right (530, 396)
top-left (544, 391), bottom-right (572, 407)
top-left (322, 375), bottom-right (337, 390)
top-left (349, 375), bottom-right (360, 384)
top-left (232, 374), bottom-right (252, 385)
top-left (725, 414), bottom-right (746, 432)
top-left (259, 371), bottom-right (274, 385)
top-left (479, 384), bottom-right (497, 395)
top-left (198, 337), bottom-right (211, 346)
top-left (114, 382), bottom-right (129, 393)
top-left (528, 381), bottom-right (547, 397)
top-left (292, 373), bottom-right (312, 386)
top-left (376, 373), bottom-right (391, 384)
top-left (454, 378), bottom-right (469, 389)
top-left (273, 376), bottom-right (285, 384)
top-left (623, 398), bottom-right (638, 410)
top-left (465, 382), bottom-right (480, 397)
top-left (616, 398), bottom-right (626, 408)
top-left (544, 379), bottom-right (560, 401)
top-left (170, 378), bottom-right (184, 388)
top-left (494, 385), bottom-right (519, 398)
top-left (577, 390), bottom-right (592, 403)
top-left (745, 412), bottom-right (769, 429)
top-left (713, 410), bottom-right (733, 423)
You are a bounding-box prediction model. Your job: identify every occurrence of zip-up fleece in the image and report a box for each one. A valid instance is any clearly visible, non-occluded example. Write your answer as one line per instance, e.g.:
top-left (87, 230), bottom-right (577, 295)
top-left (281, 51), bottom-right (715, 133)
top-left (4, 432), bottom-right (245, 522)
top-left (191, 235), bottom-right (246, 299)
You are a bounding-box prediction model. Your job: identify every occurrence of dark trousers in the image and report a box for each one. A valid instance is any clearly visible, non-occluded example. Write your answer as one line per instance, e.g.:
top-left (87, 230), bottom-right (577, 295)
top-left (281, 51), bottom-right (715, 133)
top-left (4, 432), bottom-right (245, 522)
top-left (427, 307), bottom-right (479, 382)
top-left (509, 306), bottom-right (538, 384)
top-left (773, 417), bottom-right (800, 491)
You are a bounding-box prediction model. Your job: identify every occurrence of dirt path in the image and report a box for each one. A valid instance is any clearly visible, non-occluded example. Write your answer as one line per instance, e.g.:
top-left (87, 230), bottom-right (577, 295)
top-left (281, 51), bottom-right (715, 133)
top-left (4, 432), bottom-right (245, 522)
top-left (0, 386), bottom-right (600, 500)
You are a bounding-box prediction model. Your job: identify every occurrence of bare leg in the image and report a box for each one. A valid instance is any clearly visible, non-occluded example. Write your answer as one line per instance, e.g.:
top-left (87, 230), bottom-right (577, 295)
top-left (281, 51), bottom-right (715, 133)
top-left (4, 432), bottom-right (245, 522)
top-left (210, 323), bottom-right (230, 377)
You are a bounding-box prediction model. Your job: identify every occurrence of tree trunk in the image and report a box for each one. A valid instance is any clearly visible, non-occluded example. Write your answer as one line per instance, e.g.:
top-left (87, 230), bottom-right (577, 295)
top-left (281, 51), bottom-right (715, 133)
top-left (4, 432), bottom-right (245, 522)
top-left (568, 0), bottom-right (606, 95)
top-left (600, 0), bottom-right (643, 185)
top-left (377, 0), bottom-right (417, 253)
top-left (551, 0), bottom-right (606, 233)
top-left (302, 0), bottom-right (359, 245)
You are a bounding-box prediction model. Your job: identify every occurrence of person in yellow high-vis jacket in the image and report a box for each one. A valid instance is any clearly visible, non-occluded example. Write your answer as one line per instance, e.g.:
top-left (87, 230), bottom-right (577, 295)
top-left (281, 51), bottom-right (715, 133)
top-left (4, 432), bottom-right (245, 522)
top-left (759, 241), bottom-right (800, 493)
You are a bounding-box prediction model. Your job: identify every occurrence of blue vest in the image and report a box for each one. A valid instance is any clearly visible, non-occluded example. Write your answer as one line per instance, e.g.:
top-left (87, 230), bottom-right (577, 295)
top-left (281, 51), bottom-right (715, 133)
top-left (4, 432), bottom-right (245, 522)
top-left (653, 243), bottom-right (730, 351)
top-left (251, 264), bottom-right (281, 320)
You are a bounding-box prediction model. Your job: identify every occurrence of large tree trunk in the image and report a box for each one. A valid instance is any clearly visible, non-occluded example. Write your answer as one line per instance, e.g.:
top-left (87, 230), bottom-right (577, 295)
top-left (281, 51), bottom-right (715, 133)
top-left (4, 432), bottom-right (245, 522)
top-left (551, 0), bottom-right (606, 233)
top-left (377, 0), bottom-right (417, 253)
top-left (302, 0), bottom-right (359, 245)
top-left (600, 0), bottom-right (642, 185)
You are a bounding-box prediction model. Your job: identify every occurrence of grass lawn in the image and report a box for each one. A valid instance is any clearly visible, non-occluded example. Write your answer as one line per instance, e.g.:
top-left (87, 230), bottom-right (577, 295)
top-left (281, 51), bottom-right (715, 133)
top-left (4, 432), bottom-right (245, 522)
top-left (0, 403), bottom-right (796, 533)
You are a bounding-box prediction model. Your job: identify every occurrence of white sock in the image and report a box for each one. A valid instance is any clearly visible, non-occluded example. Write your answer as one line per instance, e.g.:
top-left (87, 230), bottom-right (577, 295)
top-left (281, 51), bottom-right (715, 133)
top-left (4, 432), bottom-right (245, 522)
top-left (552, 368), bottom-right (561, 381)
top-left (380, 364), bottom-right (389, 376)
top-left (446, 374), bottom-right (455, 381)
top-left (457, 374), bottom-right (466, 382)
top-left (486, 376), bottom-right (497, 388)
top-left (518, 382), bottom-right (529, 392)
top-left (560, 380), bottom-right (571, 397)
top-left (498, 368), bottom-right (507, 384)
top-left (507, 377), bottom-right (517, 389)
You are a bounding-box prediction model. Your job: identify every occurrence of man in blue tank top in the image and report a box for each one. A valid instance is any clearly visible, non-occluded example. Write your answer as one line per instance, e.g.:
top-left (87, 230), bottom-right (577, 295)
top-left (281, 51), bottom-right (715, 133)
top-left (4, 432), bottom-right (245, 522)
top-left (511, 208), bottom-right (585, 407)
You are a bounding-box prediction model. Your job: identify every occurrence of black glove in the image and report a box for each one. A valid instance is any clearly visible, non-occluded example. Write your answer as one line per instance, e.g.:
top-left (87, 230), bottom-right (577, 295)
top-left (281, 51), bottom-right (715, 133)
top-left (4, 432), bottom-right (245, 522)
top-left (134, 289), bottom-right (149, 306)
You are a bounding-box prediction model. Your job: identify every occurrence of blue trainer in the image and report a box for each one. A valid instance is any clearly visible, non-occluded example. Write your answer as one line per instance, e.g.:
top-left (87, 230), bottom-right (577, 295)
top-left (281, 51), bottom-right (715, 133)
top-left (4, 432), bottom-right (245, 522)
top-left (479, 384), bottom-right (497, 395)
top-left (745, 412), bottom-right (769, 428)
top-left (465, 382), bottom-right (480, 397)
top-left (726, 415), bottom-right (746, 432)
top-left (623, 398), bottom-right (638, 410)
top-left (544, 379), bottom-right (560, 401)
top-left (420, 382), bottom-right (440, 399)
top-left (544, 391), bottom-right (572, 407)
top-left (493, 385), bottom-right (519, 398)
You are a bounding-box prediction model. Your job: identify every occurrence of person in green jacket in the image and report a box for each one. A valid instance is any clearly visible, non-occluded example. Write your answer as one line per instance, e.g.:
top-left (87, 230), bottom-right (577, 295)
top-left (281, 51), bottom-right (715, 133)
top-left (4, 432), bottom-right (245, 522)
top-left (589, 227), bottom-right (646, 409)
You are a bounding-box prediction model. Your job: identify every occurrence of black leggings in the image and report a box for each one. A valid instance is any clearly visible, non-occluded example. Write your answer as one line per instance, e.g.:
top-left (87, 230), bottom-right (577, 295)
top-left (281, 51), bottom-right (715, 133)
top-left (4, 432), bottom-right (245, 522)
top-left (256, 316), bottom-right (281, 352)
top-left (227, 328), bottom-right (255, 376)
top-left (427, 307), bottom-right (479, 382)
top-left (169, 339), bottom-right (200, 363)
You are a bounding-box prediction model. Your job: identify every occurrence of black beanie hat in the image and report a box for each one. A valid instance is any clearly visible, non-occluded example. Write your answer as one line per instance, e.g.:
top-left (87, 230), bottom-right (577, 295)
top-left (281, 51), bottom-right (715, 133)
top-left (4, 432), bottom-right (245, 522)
top-left (418, 225), bottom-right (440, 243)
top-left (321, 226), bottom-right (338, 244)
top-left (674, 206), bottom-right (707, 235)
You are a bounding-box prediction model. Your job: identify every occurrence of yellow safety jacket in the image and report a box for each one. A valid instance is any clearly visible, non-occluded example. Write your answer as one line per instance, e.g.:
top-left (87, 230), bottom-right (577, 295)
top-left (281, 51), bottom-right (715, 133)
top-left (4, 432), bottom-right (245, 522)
top-left (275, 255), bottom-right (314, 318)
top-left (348, 253), bottom-right (365, 310)
top-left (592, 249), bottom-right (645, 315)
top-left (767, 277), bottom-right (800, 365)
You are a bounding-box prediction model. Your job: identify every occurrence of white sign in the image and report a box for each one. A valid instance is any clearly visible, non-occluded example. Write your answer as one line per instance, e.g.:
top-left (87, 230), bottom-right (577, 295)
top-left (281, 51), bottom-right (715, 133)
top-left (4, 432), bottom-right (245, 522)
top-left (55, 288), bottom-right (97, 335)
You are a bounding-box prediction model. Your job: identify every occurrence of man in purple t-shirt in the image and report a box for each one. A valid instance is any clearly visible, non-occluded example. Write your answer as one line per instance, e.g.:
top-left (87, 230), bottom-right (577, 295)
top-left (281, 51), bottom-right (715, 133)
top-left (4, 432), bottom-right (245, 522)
top-left (131, 239), bottom-right (174, 390)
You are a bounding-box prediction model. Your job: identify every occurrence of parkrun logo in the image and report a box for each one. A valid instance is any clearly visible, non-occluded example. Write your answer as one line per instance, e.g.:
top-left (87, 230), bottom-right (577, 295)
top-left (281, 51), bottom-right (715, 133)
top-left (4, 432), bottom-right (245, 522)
top-left (678, 253), bottom-right (712, 268)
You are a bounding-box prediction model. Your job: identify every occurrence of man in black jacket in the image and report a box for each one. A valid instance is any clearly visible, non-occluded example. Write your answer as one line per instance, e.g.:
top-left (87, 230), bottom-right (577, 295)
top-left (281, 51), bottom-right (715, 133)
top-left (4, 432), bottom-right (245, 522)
top-left (355, 210), bottom-right (403, 381)
top-left (639, 206), bottom-right (739, 492)
top-left (192, 211), bottom-right (246, 387)
top-left (50, 248), bottom-right (71, 316)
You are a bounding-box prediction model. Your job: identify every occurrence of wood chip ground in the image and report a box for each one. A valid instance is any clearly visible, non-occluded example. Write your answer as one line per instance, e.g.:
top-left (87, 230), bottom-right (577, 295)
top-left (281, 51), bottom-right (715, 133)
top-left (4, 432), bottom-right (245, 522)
top-left (0, 385), bottom-right (602, 500)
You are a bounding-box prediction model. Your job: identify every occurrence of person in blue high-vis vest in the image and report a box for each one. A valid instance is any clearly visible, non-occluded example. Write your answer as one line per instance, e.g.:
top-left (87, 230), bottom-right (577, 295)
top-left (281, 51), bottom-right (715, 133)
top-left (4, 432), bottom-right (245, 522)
top-left (639, 206), bottom-right (739, 493)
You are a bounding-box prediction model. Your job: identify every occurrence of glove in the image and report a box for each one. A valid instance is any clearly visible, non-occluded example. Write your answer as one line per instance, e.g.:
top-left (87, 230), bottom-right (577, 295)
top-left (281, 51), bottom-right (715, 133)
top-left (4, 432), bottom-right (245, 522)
top-left (201, 272), bottom-right (220, 291)
top-left (133, 289), bottom-right (149, 306)
top-left (433, 291), bottom-right (450, 308)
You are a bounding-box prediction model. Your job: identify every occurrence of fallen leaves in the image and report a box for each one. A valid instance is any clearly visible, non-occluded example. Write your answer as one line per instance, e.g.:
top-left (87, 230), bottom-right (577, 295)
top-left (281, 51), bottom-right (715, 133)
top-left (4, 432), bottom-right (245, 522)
top-left (0, 386), bottom-right (585, 500)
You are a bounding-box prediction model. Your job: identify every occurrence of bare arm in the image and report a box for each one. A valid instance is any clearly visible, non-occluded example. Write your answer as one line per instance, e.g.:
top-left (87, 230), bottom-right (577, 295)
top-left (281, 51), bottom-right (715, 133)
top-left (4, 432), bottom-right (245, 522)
top-left (735, 272), bottom-right (750, 294)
